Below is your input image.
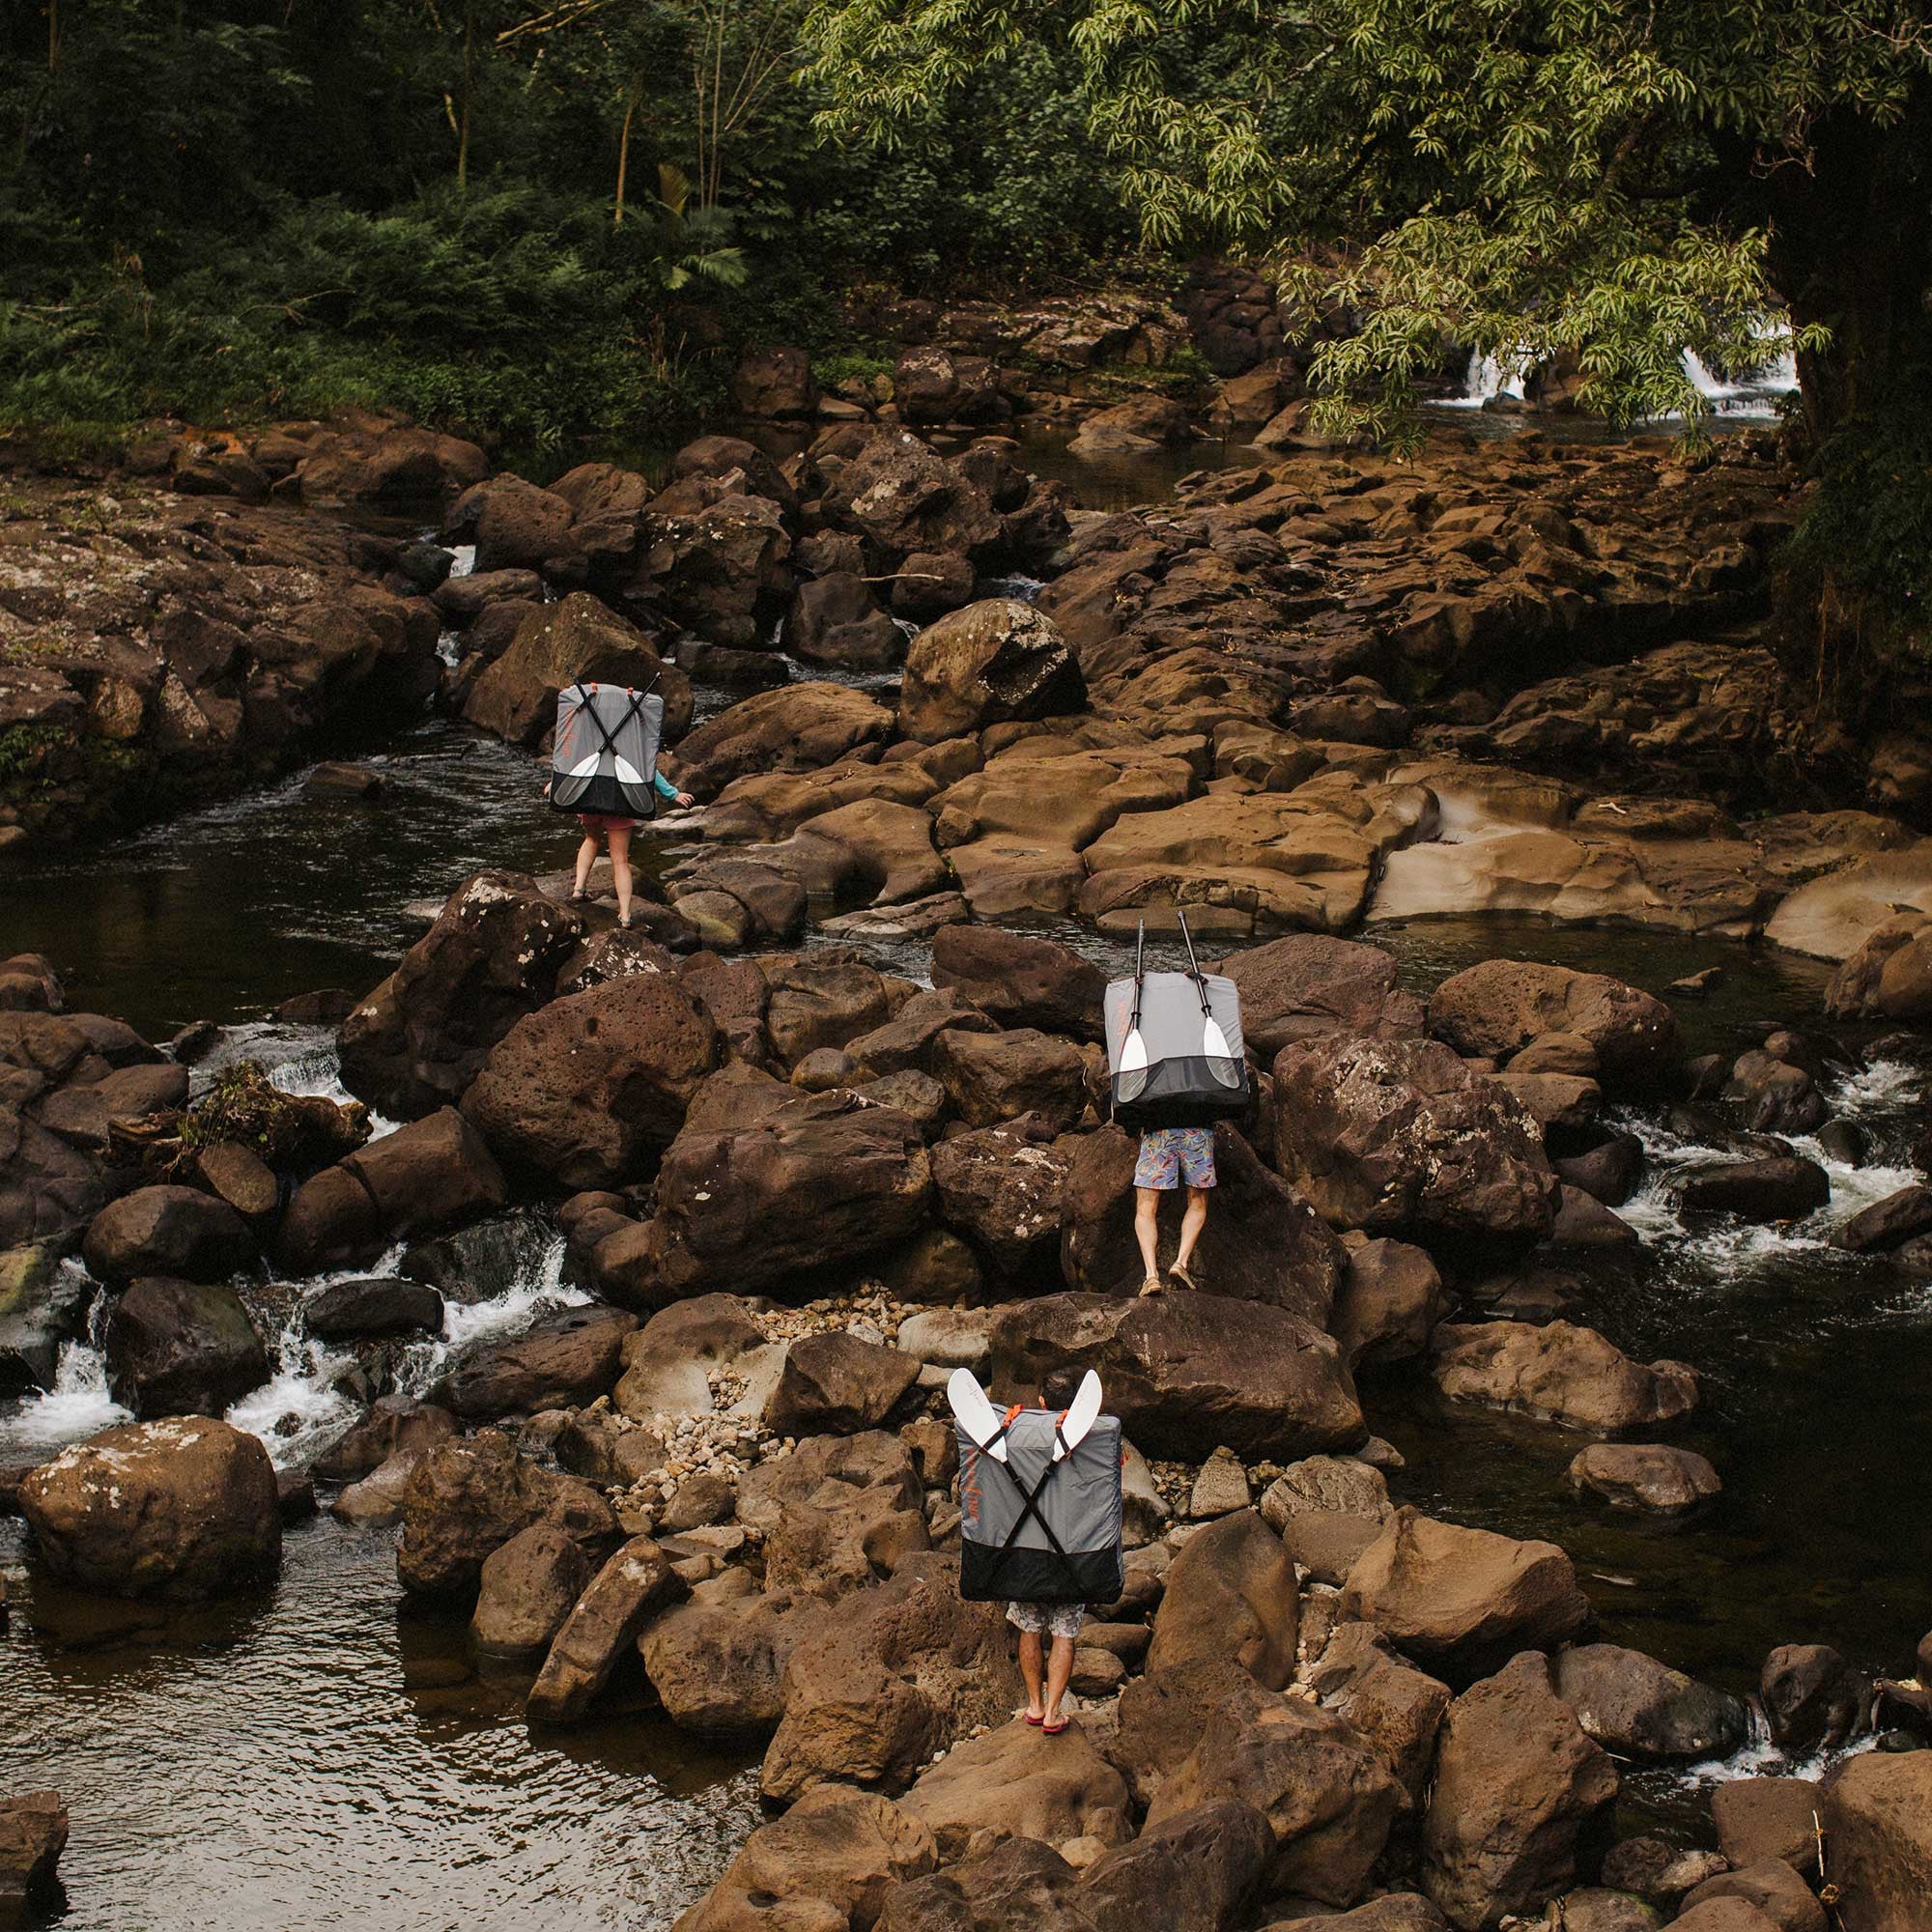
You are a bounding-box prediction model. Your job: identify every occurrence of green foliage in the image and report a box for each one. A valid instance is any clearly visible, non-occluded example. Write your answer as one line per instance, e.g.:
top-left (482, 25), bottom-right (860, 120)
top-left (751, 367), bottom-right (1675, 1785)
top-left (0, 723), bottom-right (71, 784)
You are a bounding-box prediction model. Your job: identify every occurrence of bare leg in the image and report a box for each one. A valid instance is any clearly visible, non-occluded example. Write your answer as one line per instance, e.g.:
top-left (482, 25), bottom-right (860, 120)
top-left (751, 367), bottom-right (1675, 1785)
top-left (1134, 1186), bottom-right (1162, 1281)
top-left (609, 823), bottom-right (634, 923)
top-left (572, 835), bottom-right (598, 896)
top-left (1043, 1634), bottom-right (1076, 1726)
top-left (1174, 1186), bottom-right (1209, 1271)
top-left (1017, 1629), bottom-right (1044, 1720)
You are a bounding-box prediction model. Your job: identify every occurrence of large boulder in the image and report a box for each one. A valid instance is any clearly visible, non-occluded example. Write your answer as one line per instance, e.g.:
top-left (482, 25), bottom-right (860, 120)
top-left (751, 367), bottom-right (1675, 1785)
top-left (1760, 1643), bottom-right (1868, 1750)
top-left (103, 1276), bottom-right (270, 1418)
top-left (1427, 962), bottom-right (1677, 1084)
top-left (526, 1535), bottom-right (687, 1723)
top-left (1822, 1750), bottom-right (1932, 1932)
top-left (760, 1553), bottom-right (1021, 1802)
top-left (932, 1027), bottom-right (1086, 1131)
top-left (1268, 1035), bottom-right (1559, 1244)
top-left (1824, 911), bottom-right (1932, 1021)
top-left (595, 1094), bottom-right (932, 1307)
top-left (395, 1432), bottom-right (616, 1599)
top-left (20, 1417), bottom-right (280, 1602)
top-left (787, 572), bottom-right (905, 671)
top-left (640, 1588), bottom-right (830, 1737)
top-left (763, 1332), bottom-right (921, 1435)
top-left (470, 1520), bottom-right (592, 1660)
top-left (1567, 1442), bottom-right (1722, 1513)
top-left (338, 870), bottom-right (585, 1118)
top-left (818, 429), bottom-right (1005, 566)
top-left (1430, 1321), bottom-right (1700, 1435)
top-left (989, 1292), bottom-right (1364, 1461)
top-left (897, 1719), bottom-right (1133, 1862)
top-left (1259, 1458), bottom-right (1394, 1587)
top-left (1302, 1621), bottom-right (1453, 1802)
top-left (739, 1432), bottom-right (930, 1601)
top-left (675, 684), bottom-right (895, 796)
top-left (302, 1275), bottom-right (444, 1340)
top-left (673, 1785), bottom-right (937, 1932)
top-left (1077, 1801), bottom-right (1277, 1932)
top-left (277, 1107), bottom-right (506, 1273)
top-left (459, 974), bottom-right (722, 1189)
top-left (612, 1293), bottom-right (784, 1423)
top-left (80, 1186), bottom-right (255, 1287)
top-left (1679, 1156), bottom-right (1831, 1221)
top-left (929, 1121), bottom-right (1072, 1275)
top-left (432, 1307), bottom-right (638, 1420)
top-left (1678, 1863), bottom-right (1827, 1932)
top-left (0, 1792), bottom-right (69, 1903)
top-left (1421, 1653), bottom-right (1620, 1930)
top-left (733, 345), bottom-right (819, 417)
top-left (1332, 1237), bottom-right (1447, 1367)
top-left (928, 924), bottom-right (1107, 1041)
top-left (897, 601), bottom-right (1086, 744)
top-left (1058, 1124), bottom-right (1345, 1325)
top-left (1220, 934), bottom-right (1427, 1056)
top-left (1339, 1507), bottom-right (1592, 1683)
top-left (1550, 1643), bottom-right (1749, 1760)
top-left (1145, 1509), bottom-right (1299, 1690)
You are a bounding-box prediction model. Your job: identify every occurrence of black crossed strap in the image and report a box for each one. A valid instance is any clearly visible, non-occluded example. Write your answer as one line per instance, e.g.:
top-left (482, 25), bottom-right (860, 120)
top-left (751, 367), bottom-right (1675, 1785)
top-left (975, 1414), bottom-right (1082, 1597)
top-left (574, 676), bottom-right (656, 768)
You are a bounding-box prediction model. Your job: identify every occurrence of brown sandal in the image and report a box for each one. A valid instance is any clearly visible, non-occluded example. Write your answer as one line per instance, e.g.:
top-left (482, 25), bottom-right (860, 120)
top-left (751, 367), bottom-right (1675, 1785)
top-left (1138, 1275), bottom-right (1165, 1297)
top-left (1168, 1263), bottom-right (1199, 1293)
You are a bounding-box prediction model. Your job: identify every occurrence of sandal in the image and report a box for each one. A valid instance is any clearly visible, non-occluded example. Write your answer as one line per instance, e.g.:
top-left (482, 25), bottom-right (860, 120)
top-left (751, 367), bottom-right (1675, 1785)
top-left (617, 913), bottom-right (635, 930)
top-left (1023, 1711), bottom-right (1044, 1727)
top-left (1041, 1717), bottom-right (1069, 1735)
top-left (1138, 1275), bottom-right (1165, 1297)
top-left (566, 890), bottom-right (588, 904)
top-left (1168, 1262), bottom-right (1199, 1293)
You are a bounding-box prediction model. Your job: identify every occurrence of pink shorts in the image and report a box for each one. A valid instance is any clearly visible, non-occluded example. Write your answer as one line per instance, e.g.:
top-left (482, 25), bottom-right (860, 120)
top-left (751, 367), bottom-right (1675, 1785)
top-left (577, 813), bottom-right (636, 833)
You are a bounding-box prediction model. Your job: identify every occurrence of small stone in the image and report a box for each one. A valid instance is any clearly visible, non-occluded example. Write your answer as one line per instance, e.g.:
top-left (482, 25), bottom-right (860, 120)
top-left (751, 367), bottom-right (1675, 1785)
top-left (1187, 1445), bottom-right (1251, 1519)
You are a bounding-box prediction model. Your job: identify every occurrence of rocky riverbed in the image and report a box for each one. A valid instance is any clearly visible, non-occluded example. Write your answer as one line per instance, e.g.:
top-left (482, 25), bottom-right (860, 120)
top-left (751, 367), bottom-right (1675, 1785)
top-left (4, 390), bottom-right (1932, 1931)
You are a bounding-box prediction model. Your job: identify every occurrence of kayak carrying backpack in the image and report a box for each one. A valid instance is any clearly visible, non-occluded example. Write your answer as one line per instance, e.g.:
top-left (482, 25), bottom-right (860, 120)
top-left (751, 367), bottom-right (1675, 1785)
top-left (549, 679), bottom-right (664, 819)
top-left (1103, 912), bottom-right (1252, 1129)
top-left (955, 1404), bottom-right (1124, 1605)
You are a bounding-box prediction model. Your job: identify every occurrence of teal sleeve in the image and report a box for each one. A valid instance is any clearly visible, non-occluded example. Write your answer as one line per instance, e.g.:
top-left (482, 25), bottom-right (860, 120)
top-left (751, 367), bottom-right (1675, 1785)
top-left (652, 768), bottom-right (680, 800)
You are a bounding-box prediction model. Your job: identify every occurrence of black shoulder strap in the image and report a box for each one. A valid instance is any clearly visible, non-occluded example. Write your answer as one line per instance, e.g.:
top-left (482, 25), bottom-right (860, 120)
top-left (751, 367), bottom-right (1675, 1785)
top-left (976, 1422), bottom-right (1083, 1598)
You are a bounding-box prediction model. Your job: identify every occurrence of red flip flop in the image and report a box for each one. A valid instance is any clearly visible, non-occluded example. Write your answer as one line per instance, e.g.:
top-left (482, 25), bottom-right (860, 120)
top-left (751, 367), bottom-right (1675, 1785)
top-left (1041, 1718), bottom-right (1069, 1735)
top-left (1023, 1712), bottom-right (1044, 1726)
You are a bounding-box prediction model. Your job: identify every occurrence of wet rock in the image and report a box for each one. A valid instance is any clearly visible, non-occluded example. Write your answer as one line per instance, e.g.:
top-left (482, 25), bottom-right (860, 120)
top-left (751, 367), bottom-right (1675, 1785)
top-left (0, 1242), bottom-right (91, 1396)
top-left (1834, 1183), bottom-right (1932, 1254)
top-left (302, 1276), bottom-right (443, 1339)
top-left (990, 1291), bottom-right (1364, 1461)
top-left (1427, 961), bottom-right (1677, 1086)
top-left (1824, 911), bottom-right (1932, 1021)
top-left (1421, 1652), bottom-right (1619, 1930)
top-left (329, 1448), bottom-right (423, 1529)
top-left (1679, 1862), bottom-right (1827, 1932)
top-left (470, 1520), bottom-right (593, 1660)
top-left (672, 1784), bottom-right (936, 1932)
top-left (1302, 1621), bottom-right (1452, 1802)
top-left (1194, 934), bottom-right (1424, 1053)
top-left (1821, 1749), bottom-right (1932, 1932)
top-left (928, 923), bottom-right (1107, 1041)
top-left (1567, 1442), bottom-right (1722, 1513)
top-left (36, 1061), bottom-right (188, 1155)
top-left (640, 1589), bottom-right (828, 1738)
top-left (1431, 1321), bottom-right (1700, 1435)
top-left (21, 1417), bottom-right (280, 1602)
top-left (1076, 1799), bottom-right (1275, 1932)
top-left (1269, 1034), bottom-right (1559, 1244)
top-left (675, 684), bottom-right (895, 796)
top-left (897, 600), bottom-right (1086, 745)
top-left (787, 572), bottom-right (904, 670)
top-left (1599, 1838), bottom-right (1730, 1906)
top-left (897, 1719), bottom-right (1133, 1862)
top-left (1147, 1509), bottom-right (1299, 1690)
top-left (1761, 1643), bottom-right (1869, 1750)
top-left (1332, 1237), bottom-right (1446, 1368)
top-left (1553, 1131), bottom-right (1645, 1207)
top-left (932, 1027), bottom-right (1086, 1131)
top-left (396, 1432), bottom-right (616, 1599)
top-left (433, 1307), bottom-right (639, 1420)
top-left (765, 958), bottom-right (896, 1066)
top-left (764, 1332), bottom-right (921, 1435)
top-left (459, 974), bottom-right (722, 1190)
top-left (929, 1121), bottom-right (1070, 1275)
top-left (1339, 1507), bottom-right (1591, 1683)
top-left (1679, 1155), bottom-right (1830, 1221)
top-left (526, 1535), bottom-right (685, 1723)
top-left (80, 1185), bottom-right (255, 1287)
top-left (278, 1107), bottom-right (506, 1273)
top-left (760, 1553), bottom-right (1019, 1802)
top-left (103, 1276), bottom-right (270, 1418)
top-left (1710, 1777), bottom-right (1822, 1875)
top-left (1059, 1124), bottom-right (1346, 1327)
top-left (1258, 1456), bottom-right (1392, 1586)
top-left (313, 1397), bottom-right (457, 1481)
top-left (0, 1791), bottom-right (68, 1901)
top-left (1721, 1051), bottom-right (1829, 1136)
top-left (891, 551), bottom-right (975, 623)
top-left (1551, 1642), bottom-right (1749, 1760)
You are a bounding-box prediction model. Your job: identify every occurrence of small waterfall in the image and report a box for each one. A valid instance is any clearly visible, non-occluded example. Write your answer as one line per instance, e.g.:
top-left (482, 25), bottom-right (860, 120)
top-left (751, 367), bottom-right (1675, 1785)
top-left (1442, 348), bottom-right (1524, 409)
top-left (1444, 330), bottom-right (1797, 417)
top-left (1, 1281), bottom-right (129, 1456)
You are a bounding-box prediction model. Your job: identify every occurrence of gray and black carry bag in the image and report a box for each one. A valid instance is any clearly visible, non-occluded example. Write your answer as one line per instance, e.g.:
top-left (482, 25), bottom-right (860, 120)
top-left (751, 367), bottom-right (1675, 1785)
top-left (1103, 912), bottom-right (1251, 1129)
top-left (549, 678), bottom-right (664, 819)
top-left (956, 1406), bottom-right (1123, 1605)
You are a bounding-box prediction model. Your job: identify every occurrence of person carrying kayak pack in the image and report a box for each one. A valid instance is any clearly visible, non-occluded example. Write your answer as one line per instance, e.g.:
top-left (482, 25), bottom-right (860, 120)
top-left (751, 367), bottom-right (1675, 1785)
top-left (542, 676), bottom-right (692, 930)
top-left (1102, 914), bottom-right (1252, 1294)
top-left (949, 1364), bottom-right (1122, 1735)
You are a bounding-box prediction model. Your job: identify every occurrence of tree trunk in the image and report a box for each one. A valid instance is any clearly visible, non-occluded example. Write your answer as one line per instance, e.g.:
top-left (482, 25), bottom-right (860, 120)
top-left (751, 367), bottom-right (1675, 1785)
top-left (613, 76), bottom-right (642, 228)
top-left (47, 0), bottom-right (59, 71)
top-left (457, 9), bottom-right (474, 191)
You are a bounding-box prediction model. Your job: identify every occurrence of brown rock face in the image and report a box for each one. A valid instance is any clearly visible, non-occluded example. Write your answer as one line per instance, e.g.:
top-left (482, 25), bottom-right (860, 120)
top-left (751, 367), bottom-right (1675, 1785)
top-left (0, 1792), bottom-right (69, 1899)
top-left (639, 1589), bottom-right (829, 1738)
top-left (673, 1785), bottom-right (937, 1932)
top-left (929, 1121), bottom-right (1071, 1274)
top-left (1339, 1507), bottom-right (1592, 1683)
top-left (1145, 1510), bottom-right (1300, 1690)
top-left (1567, 1442), bottom-right (1722, 1513)
top-left (1268, 1034), bottom-right (1559, 1243)
top-left (989, 1291), bottom-right (1364, 1461)
top-left (897, 1719), bottom-right (1133, 1863)
top-left (80, 1185), bottom-right (255, 1287)
top-left (928, 924), bottom-right (1107, 1041)
top-left (1550, 1643), bottom-right (1748, 1760)
top-left (932, 1026), bottom-right (1087, 1130)
top-left (103, 1276), bottom-right (270, 1418)
top-left (1302, 1621), bottom-right (1453, 1802)
top-left (339, 870), bottom-right (586, 1119)
top-left (21, 1417), bottom-right (281, 1602)
top-left (470, 1520), bottom-right (592, 1660)
top-left (1430, 1321), bottom-right (1700, 1435)
top-left (1333, 1237), bottom-right (1447, 1367)
top-left (1825, 911), bottom-right (1932, 1020)
top-left (1822, 1751), bottom-right (1932, 1932)
top-left (432, 1307), bottom-right (638, 1420)
top-left (396, 1432), bottom-right (615, 1599)
top-left (763, 1332), bottom-right (921, 1435)
top-left (1058, 1124), bottom-right (1346, 1327)
top-left (526, 1535), bottom-right (686, 1724)
top-left (1711, 1776), bottom-right (1824, 1875)
top-left (1220, 934), bottom-right (1427, 1056)
top-left (459, 973), bottom-right (722, 1189)
top-left (1427, 961), bottom-right (1677, 1083)
top-left (897, 600), bottom-right (1086, 744)
top-left (1421, 1652), bottom-right (1620, 1930)
top-left (675, 684), bottom-right (895, 796)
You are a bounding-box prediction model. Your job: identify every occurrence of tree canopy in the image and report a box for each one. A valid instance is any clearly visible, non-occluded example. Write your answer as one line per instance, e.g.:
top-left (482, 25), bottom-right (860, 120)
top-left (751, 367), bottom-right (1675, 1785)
top-left (804, 0), bottom-right (1932, 440)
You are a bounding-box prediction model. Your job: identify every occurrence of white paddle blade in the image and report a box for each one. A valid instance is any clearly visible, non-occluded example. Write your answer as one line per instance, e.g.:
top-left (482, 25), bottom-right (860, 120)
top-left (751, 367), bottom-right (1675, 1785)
top-left (1054, 1370), bottom-right (1103, 1461)
top-left (1201, 1015), bottom-right (1242, 1087)
top-left (1119, 1028), bottom-right (1149, 1074)
top-left (946, 1367), bottom-right (1009, 1463)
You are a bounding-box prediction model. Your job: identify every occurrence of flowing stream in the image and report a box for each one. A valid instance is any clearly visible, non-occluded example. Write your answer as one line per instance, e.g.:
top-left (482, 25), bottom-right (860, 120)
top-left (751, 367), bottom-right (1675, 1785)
top-left (3, 582), bottom-right (1928, 1920)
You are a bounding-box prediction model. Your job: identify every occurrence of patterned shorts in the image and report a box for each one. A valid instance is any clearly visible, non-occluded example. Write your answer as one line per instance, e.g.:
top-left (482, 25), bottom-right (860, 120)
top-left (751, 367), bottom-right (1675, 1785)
top-left (1133, 1124), bottom-right (1217, 1190)
top-left (1007, 1600), bottom-right (1086, 1639)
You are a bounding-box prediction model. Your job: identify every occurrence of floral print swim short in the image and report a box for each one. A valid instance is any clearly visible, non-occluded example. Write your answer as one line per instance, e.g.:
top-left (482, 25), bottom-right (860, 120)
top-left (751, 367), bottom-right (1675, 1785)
top-left (1007, 1600), bottom-right (1086, 1639)
top-left (1133, 1124), bottom-right (1217, 1190)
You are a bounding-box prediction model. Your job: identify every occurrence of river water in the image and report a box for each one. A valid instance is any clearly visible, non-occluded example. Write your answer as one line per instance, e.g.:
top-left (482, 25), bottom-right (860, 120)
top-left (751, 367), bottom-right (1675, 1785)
top-left (2, 445), bottom-right (1926, 1921)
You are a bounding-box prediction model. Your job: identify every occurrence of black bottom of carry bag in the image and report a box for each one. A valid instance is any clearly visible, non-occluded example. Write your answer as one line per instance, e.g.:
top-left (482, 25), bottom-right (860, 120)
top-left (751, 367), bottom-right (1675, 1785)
top-left (553, 773), bottom-right (656, 819)
top-left (959, 1541), bottom-right (1123, 1605)
top-left (1111, 1054), bottom-right (1252, 1130)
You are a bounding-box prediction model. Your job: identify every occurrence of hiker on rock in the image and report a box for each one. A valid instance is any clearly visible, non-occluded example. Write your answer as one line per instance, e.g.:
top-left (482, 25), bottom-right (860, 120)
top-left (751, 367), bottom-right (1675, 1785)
top-left (1132, 1124), bottom-right (1214, 1295)
top-left (542, 676), bottom-right (692, 930)
top-left (1007, 1368), bottom-right (1091, 1734)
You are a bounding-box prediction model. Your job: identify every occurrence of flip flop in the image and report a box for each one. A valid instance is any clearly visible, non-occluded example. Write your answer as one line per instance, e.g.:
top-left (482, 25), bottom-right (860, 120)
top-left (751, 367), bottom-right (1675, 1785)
top-left (1041, 1718), bottom-right (1069, 1735)
top-left (1138, 1275), bottom-right (1165, 1297)
top-left (1023, 1712), bottom-right (1044, 1726)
